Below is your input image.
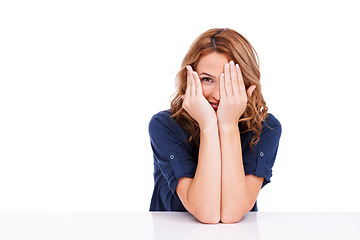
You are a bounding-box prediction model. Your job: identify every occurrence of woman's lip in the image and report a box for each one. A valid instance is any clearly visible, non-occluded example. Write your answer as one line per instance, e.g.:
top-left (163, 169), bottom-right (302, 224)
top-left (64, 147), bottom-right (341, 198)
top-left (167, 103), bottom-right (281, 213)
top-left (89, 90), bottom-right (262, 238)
top-left (209, 102), bottom-right (219, 110)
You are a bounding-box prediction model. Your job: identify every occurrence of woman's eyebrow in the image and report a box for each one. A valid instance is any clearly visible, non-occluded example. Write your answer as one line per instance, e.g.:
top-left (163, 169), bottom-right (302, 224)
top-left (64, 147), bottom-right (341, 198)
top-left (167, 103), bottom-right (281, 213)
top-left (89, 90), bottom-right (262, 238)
top-left (199, 72), bottom-right (216, 78)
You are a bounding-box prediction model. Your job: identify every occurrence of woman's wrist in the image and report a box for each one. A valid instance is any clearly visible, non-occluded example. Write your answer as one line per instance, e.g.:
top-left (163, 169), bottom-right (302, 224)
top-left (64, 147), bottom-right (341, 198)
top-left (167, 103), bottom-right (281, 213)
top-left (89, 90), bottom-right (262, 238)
top-left (199, 117), bottom-right (219, 132)
top-left (218, 120), bottom-right (239, 133)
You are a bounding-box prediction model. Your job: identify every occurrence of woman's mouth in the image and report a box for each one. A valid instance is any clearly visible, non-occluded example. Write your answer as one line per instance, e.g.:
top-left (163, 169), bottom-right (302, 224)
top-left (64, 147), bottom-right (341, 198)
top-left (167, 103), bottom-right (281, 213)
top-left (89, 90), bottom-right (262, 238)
top-left (209, 102), bottom-right (219, 111)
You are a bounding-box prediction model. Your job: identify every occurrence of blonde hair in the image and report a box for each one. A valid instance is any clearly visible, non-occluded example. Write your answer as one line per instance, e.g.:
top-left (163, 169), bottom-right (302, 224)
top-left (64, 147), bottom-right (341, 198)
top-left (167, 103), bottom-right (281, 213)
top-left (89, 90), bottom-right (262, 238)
top-left (171, 28), bottom-right (268, 149)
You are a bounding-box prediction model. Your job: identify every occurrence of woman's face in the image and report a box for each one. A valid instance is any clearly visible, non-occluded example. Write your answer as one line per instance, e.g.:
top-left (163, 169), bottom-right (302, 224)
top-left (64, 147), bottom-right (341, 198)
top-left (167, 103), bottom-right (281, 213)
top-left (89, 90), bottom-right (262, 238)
top-left (195, 52), bottom-right (229, 111)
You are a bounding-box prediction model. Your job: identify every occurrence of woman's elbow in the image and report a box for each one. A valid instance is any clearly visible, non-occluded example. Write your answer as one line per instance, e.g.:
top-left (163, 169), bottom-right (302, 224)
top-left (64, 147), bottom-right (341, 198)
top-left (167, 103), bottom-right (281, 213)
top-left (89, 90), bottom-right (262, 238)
top-left (192, 209), bottom-right (220, 224)
top-left (220, 201), bottom-right (253, 223)
top-left (220, 215), bottom-right (243, 224)
top-left (197, 214), bottom-right (220, 224)
top-left (220, 209), bottom-right (248, 224)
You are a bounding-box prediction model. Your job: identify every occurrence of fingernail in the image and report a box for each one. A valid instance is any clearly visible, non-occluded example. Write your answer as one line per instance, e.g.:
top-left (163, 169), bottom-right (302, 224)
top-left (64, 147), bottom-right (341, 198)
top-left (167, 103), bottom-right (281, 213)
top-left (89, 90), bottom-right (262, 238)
top-left (230, 60), bottom-right (234, 65)
top-left (236, 64), bottom-right (240, 68)
top-left (186, 65), bottom-right (190, 71)
top-left (221, 73), bottom-right (224, 78)
top-left (225, 63), bottom-right (229, 68)
top-left (193, 71), bottom-right (197, 76)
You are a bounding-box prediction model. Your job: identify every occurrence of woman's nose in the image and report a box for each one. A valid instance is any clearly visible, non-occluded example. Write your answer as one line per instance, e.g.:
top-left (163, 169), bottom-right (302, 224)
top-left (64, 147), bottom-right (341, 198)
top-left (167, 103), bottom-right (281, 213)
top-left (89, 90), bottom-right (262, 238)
top-left (212, 82), bottom-right (220, 101)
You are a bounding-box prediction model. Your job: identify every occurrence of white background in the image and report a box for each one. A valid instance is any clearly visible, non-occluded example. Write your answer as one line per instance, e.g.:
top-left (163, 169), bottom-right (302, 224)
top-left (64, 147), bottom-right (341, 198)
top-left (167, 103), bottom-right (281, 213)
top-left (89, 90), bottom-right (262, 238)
top-left (0, 0), bottom-right (359, 212)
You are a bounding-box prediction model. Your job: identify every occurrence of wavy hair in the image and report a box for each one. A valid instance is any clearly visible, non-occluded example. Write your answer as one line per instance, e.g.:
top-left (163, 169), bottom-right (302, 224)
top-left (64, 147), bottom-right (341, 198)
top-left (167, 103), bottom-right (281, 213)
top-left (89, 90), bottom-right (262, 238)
top-left (170, 28), bottom-right (268, 149)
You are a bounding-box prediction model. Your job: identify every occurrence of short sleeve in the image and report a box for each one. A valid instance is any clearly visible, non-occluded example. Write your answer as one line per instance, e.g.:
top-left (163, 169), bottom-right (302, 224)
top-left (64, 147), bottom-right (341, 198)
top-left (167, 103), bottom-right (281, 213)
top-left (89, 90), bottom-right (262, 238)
top-left (242, 114), bottom-right (282, 188)
top-left (148, 111), bottom-right (197, 197)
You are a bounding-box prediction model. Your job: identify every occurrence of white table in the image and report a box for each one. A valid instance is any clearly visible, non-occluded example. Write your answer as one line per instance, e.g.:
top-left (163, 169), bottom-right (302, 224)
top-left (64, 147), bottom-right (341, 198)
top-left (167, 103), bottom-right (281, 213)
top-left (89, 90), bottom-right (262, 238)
top-left (0, 212), bottom-right (359, 240)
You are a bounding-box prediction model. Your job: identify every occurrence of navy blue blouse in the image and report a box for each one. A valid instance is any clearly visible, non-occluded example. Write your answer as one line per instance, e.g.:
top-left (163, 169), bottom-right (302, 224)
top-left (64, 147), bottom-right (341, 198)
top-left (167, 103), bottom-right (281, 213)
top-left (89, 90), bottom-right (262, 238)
top-left (149, 109), bottom-right (281, 212)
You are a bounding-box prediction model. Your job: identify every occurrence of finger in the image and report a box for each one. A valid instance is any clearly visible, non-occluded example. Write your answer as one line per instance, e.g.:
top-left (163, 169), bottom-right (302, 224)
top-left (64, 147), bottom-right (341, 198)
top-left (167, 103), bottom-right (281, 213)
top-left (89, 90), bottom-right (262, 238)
top-left (224, 62), bottom-right (232, 96)
top-left (192, 71), bottom-right (202, 96)
top-left (236, 64), bottom-right (246, 96)
top-left (219, 72), bottom-right (226, 99)
top-left (247, 85), bottom-right (257, 97)
top-left (230, 60), bottom-right (240, 96)
top-left (186, 65), bottom-right (195, 97)
top-left (185, 66), bottom-right (192, 97)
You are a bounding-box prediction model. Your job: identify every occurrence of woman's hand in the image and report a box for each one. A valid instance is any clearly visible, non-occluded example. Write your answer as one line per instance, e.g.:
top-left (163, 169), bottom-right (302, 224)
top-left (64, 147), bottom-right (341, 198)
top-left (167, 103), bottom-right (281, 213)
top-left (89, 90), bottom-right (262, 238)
top-left (216, 61), bottom-right (256, 127)
top-left (182, 65), bottom-right (217, 129)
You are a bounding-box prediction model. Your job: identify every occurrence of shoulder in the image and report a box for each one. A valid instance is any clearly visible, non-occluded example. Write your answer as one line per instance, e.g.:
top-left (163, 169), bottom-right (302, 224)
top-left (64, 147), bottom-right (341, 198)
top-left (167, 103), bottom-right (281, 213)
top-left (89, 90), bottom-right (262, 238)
top-left (150, 109), bottom-right (172, 122)
top-left (242, 113), bottom-right (281, 149)
top-left (262, 113), bottom-right (282, 135)
top-left (148, 109), bottom-right (190, 142)
top-left (149, 109), bottom-right (177, 132)
top-left (257, 113), bottom-right (282, 148)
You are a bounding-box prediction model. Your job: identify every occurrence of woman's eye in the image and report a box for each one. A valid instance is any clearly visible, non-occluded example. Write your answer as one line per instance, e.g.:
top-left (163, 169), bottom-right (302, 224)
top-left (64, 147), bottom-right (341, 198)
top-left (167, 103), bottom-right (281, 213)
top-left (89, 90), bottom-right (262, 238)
top-left (201, 77), bottom-right (213, 83)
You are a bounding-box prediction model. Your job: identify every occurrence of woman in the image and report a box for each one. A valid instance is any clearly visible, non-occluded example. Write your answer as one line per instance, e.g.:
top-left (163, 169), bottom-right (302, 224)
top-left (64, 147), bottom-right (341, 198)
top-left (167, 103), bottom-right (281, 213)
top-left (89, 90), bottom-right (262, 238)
top-left (148, 28), bottom-right (281, 224)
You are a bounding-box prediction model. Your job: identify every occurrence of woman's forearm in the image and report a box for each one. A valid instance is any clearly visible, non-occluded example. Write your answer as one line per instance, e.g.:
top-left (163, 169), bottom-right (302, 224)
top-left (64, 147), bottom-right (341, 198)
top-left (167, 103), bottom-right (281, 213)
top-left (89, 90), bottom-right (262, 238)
top-left (219, 123), bottom-right (252, 223)
top-left (187, 121), bottom-right (221, 223)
